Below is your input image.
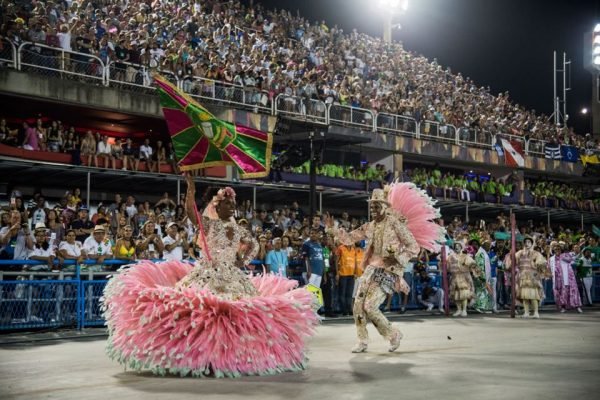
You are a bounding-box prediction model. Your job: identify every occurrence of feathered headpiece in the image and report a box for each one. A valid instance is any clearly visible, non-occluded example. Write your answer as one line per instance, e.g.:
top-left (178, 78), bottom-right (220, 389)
top-left (203, 187), bottom-right (236, 220)
top-left (386, 182), bottom-right (445, 252)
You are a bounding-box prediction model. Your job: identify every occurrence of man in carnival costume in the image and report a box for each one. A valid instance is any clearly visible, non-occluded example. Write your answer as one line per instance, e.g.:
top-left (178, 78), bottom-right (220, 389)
top-left (506, 235), bottom-right (548, 318)
top-left (326, 183), bottom-right (443, 353)
top-left (447, 240), bottom-right (476, 317)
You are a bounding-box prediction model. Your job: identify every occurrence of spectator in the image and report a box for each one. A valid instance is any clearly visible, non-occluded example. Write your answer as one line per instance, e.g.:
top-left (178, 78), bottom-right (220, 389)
top-left (265, 237), bottom-right (289, 277)
top-left (114, 225), bottom-right (136, 262)
top-left (137, 138), bottom-right (154, 172)
top-left (302, 227), bottom-right (325, 287)
top-left (416, 267), bottom-right (444, 313)
top-left (95, 135), bottom-right (114, 169)
top-left (0, 210), bottom-right (33, 267)
top-left (112, 138), bottom-right (124, 169)
top-left (80, 130), bottom-right (96, 167)
top-left (135, 221), bottom-right (164, 260)
top-left (58, 229), bottom-right (86, 267)
top-left (335, 240), bottom-right (364, 316)
top-left (154, 140), bottom-right (167, 173)
top-left (28, 223), bottom-right (60, 271)
top-left (22, 121), bottom-right (39, 151)
top-left (121, 137), bottom-right (137, 171)
top-left (83, 225), bottom-right (113, 271)
top-left (70, 206), bottom-right (94, 243)
top-left (162, 222), bottom-right (188, 262)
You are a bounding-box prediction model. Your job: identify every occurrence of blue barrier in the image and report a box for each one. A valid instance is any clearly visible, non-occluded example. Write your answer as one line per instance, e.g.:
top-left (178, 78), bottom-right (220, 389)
top-left (0, 259), bottom-right (598, 331)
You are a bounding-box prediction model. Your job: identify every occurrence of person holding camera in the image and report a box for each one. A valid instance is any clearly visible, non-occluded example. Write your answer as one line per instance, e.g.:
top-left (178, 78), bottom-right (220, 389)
top-left (135, 221), bottom-right (164, 260)
top-left (0, 210), bottom-right (34, 269)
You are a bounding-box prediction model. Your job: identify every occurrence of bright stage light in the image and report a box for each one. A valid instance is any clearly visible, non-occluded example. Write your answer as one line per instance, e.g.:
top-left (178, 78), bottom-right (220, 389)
top-left (594, 23), bottom-right (600, 33)
top-left (581, 108), bottom-right (588, 115)
top-left (378, 0), bottom-right (401, 9)
top-left (594, 55), bottom-right (600, 66)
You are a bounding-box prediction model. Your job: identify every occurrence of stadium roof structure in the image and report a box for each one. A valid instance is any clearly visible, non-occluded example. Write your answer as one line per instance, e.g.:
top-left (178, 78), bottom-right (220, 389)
top-left (1, 158), bottom-right (598, 226)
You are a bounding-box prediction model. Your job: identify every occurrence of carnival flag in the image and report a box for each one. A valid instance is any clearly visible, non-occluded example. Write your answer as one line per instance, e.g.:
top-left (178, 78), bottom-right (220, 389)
top-left (560, 145), bottom-right (579, 163)
top-left (544, 144), bottom-right (561, 159)
top-left (580, 153), bottom-right (600, 166)
top-left (154, 75), bottom-right (272, 178)
top-left (500, 139), bottom-right (525, 168)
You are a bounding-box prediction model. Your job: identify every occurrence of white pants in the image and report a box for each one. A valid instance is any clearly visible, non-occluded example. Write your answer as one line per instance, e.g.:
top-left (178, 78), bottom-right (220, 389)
top-left (582, 277), bottom-right (593, 305)
top-left (308, 274), bottom-right (322, 288)
top-left (460, 189), bottom-right (470, 201)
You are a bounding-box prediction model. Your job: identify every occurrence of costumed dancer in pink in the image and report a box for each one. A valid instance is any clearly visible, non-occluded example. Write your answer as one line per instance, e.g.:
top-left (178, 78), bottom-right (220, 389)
top-left (102, 174), bottom-right (318, 377)
top-left (326, 183), bottom-right (443, 353)
top-left (550, 242), bottom-right (583, 314)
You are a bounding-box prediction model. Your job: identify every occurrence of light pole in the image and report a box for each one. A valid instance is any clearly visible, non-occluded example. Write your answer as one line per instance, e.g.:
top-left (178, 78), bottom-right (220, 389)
top-left (581, 107), bottom-right (592, 134)
top-left (378, 0), bottom-right (408, 43)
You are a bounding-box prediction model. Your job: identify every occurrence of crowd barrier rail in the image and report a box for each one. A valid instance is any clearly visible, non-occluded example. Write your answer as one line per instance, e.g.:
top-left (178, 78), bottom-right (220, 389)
top-left (0, 38), bottom-right (17, 69)
top-left (8, 40), bottom-right (600, 163)
top-left (1, 259), bottom-right (598, 332)
top-left (181, 75), bottom-right (272, 114)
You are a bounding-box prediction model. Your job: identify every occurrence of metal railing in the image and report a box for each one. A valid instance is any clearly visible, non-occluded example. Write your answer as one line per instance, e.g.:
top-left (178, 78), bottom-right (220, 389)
top-left (181, 75), bottom-right (271, 113)
top-left (18, 42), bottom-right (106, 84)
top-left (274, 94), bottom-right (328, 124)
top-left (328, 104), bottom-right (375, 131)
top-left (7, 40), bottom-right (568, 162)
top-left (106, 59), bottom-right (154, 93)
top-left (375, 112), bottom-right (417, 137)
top-left (0, 38), bottom-right (17, 68)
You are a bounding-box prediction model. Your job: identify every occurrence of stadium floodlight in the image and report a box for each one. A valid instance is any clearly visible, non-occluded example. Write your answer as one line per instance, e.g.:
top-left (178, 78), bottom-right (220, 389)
top-left (581, 108), bottom-right (588, 115)
top-left (378, 0), bottom-right (401, 9)
top-left (594, 24), bottom-right (600, 68)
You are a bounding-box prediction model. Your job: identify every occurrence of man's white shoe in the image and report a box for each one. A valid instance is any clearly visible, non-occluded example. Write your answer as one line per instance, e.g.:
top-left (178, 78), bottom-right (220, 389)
top-left (426, 304), bottom-right (434, 312)
top-left (453, 309), bottom-right (462, 317)
top-left (351, 342), bottom-right (368, 353)
top-left (532, 312), bottom-right (540, 319)
top-left (576, 307), bottom-right (583, 313)
top-left (388, 330), bottom-right (403, 352)
top-left (460, 310), bottom-right (467, 317)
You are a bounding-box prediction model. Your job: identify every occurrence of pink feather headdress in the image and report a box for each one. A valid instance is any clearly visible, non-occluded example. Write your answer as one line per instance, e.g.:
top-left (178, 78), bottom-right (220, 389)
top-left (386, 182), bottom-right (445, 252)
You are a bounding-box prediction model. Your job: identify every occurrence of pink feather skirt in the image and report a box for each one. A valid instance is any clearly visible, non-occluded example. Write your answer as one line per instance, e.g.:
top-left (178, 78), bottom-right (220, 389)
top-left (102, 260), bottom-right (319, 377)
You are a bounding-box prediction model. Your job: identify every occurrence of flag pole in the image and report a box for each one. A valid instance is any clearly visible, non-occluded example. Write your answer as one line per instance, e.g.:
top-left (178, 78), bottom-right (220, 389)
top-left (510, 213), bottom-right (516, 318)
top-left (441, 245), bottom-right (450, 317)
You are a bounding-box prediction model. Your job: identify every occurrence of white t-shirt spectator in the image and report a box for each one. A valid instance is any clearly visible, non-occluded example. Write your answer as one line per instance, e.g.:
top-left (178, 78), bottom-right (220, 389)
top-left (83, 236), bottom-right (113, 257)
top-left (162, 235), bottom-right (183, 261)
top-left (98, 141), bottom-right (111, 155)
top-left (59, 240), bottom-right (84, 257)
top-left (139, 144), bottom-right (153, 160)
top-left (126, 204), bottom-right (137, 219)
top-left (57, 32), bottom-right (72, 51)
top-left (28, 245), bottom-right (54, 259)
top-left (31, 208), bottom-right (47, 227)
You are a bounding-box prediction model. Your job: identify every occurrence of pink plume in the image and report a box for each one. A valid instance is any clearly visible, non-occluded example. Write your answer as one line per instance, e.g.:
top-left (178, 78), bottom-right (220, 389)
top-left (387, 182), bottom-right (445, 252)
top-left (102, 261), bottom-right (318, 377)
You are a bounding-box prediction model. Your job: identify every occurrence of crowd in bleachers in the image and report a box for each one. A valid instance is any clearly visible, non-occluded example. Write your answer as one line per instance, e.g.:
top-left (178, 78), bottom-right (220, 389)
top-left (2, 0), bottom-right (599, 152)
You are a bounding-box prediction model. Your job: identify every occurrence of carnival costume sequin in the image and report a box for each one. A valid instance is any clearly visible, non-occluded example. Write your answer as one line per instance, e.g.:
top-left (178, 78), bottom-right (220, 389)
top-left (102, 187), bottom-right (318, 377)
top-left (330, 183), bottom-right (443, 352)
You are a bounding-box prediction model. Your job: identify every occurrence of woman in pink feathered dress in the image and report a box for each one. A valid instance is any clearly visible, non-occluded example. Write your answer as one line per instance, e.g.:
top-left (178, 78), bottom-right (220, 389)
top-left (102, 175), bottom-right (318, 377)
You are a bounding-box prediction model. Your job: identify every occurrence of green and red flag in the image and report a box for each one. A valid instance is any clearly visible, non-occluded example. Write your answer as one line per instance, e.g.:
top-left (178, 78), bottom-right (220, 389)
top-left (154, 75), bottom-right (272, 178)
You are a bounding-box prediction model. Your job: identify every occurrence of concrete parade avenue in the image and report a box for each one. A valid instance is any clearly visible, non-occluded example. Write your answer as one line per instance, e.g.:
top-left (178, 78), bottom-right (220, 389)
top-left (1, 309), bottom-right (599, 400)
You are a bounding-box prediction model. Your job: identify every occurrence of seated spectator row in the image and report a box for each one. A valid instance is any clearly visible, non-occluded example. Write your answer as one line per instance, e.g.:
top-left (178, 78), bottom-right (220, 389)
top-left (2, 185), bottom-right (599, 276)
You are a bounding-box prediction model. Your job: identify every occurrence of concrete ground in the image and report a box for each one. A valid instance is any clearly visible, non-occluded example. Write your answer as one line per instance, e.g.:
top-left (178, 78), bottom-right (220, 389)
top-left (1, 310), bottom-right (600, 400)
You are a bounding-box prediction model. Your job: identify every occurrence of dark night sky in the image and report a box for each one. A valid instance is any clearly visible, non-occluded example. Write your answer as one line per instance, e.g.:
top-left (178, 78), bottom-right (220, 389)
top-left (257, 0), bottom-right (599, 135)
